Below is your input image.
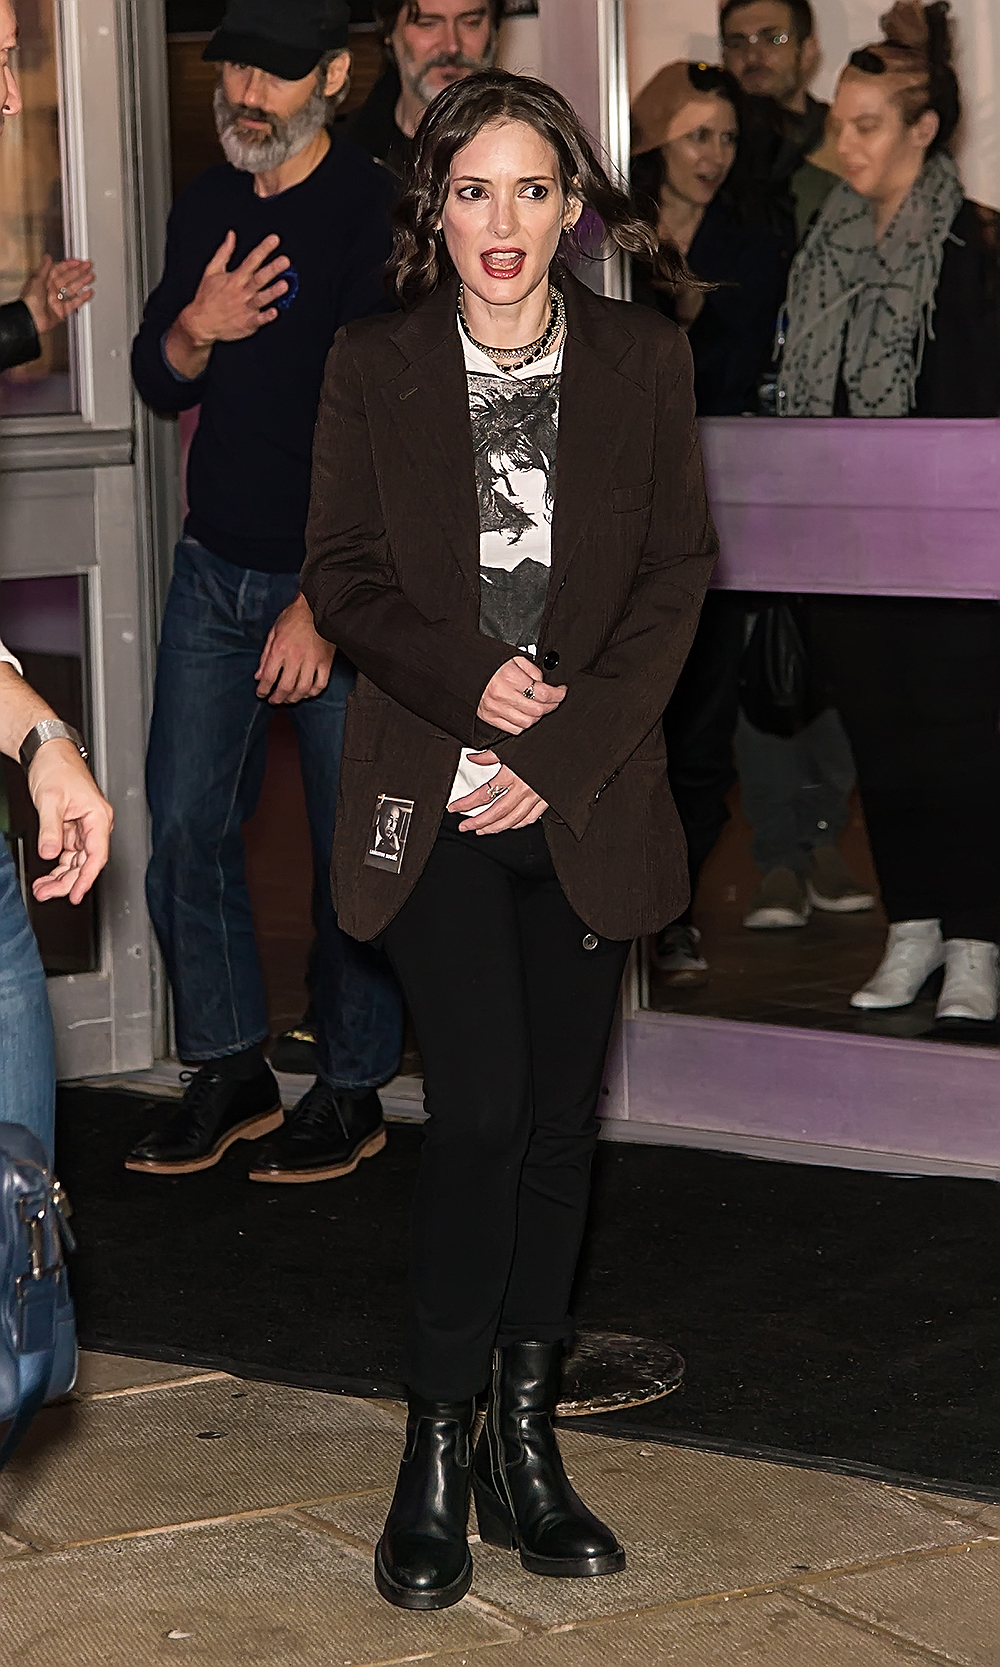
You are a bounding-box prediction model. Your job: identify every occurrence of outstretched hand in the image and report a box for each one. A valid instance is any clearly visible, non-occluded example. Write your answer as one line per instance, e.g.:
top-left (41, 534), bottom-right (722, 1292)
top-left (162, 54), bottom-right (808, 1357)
top-left (20, 255), bottom-right (95, 336)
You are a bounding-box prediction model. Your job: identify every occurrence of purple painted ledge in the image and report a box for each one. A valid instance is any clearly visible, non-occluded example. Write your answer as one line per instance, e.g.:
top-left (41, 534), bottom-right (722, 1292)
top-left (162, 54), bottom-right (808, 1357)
top-left (701, 417), bottom-right (1000, 599)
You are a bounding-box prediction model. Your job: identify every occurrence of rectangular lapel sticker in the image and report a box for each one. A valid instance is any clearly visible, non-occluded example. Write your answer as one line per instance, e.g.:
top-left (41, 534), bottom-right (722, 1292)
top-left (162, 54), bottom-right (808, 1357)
top-left (364, 794), bottom-right (415, 875)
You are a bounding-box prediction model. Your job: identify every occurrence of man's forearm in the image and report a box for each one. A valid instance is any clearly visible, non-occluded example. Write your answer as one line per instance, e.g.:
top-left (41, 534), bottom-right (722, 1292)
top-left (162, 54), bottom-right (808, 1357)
top-left (0, 662), bottom-right (57, 762)
top-left (163, 305), bottom-right (214, 381)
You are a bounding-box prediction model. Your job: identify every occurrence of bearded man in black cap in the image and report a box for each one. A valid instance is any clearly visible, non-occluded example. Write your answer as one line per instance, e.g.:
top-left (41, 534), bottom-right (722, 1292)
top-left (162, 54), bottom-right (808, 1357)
top-left (129, 0), bottom-right (404, 1186)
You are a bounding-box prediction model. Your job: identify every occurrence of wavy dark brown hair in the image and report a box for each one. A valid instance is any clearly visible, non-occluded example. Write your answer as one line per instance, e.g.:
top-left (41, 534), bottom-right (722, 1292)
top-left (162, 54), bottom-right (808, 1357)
top-left (388, 70), bottom-right (697, 307)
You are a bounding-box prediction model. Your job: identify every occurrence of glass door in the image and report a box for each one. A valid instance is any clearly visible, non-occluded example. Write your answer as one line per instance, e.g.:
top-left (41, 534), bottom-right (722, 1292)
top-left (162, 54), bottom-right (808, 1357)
top-left (0, 0), bottom-right (175, 1078)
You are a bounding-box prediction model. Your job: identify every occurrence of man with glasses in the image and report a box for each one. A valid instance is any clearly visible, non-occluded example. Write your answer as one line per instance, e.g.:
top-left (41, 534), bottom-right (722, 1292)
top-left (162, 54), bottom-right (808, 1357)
top-left (720, 0), bottom-right (836, 243)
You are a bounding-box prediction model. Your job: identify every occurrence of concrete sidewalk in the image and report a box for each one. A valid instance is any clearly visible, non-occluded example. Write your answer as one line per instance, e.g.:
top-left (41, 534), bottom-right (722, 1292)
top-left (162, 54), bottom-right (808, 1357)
top-left (0, 1353), bottom-right (996, 1665)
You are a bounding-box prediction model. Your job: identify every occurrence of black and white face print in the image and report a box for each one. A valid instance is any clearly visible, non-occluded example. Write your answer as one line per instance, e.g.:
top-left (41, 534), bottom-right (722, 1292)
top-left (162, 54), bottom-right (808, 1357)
top-left (364, 794), bottom-right (415, 874)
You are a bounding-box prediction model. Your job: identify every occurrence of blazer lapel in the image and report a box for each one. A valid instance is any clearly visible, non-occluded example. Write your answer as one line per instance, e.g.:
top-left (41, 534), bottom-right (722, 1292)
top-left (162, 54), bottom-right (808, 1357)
top-left (547, 275), bottom-right (640, 601)
top-left (381, 280), bottom-right (481, 599)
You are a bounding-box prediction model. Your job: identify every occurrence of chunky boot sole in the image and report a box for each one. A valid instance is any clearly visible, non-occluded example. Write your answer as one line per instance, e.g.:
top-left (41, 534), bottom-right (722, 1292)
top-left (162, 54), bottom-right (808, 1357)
top-left (247, 1125), bottom-right (387, 1184)
top-left (474, 1479), bottom-right (626, 1579)
top-left (124, 1105), bottom-right (284, 1174)
top-left (373, 1539), bottom-right (473, 1610)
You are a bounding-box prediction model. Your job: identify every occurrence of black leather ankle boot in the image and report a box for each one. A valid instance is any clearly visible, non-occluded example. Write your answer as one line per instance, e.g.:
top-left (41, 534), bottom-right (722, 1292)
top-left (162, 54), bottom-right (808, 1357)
top-left (375, 1395), bottom-right (476, 1610)
top-left (473, 1340), bottom-right (626, 1578)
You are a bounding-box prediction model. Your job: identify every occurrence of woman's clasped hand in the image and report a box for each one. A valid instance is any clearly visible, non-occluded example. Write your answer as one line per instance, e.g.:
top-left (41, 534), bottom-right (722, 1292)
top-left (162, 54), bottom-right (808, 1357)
top-left (448, 655), bottom-right (566, 832)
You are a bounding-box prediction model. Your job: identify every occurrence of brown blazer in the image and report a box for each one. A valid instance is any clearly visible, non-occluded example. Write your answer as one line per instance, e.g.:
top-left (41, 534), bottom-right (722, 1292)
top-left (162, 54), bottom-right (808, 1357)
top-left (302, 271), bottom-right (719, 942)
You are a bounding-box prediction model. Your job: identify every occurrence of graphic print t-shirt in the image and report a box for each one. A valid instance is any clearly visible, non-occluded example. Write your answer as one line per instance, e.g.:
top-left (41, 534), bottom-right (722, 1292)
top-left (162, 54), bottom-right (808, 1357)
top-left (449, 323), bottom-right (563, 812)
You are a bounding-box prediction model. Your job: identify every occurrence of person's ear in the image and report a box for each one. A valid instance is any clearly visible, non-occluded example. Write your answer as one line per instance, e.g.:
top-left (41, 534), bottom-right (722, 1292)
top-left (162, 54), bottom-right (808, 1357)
top-left (323, 50), bottom-right (351, 99)
top-left (563, 187), bottom-right (583, 231)
top-left (798, 32), bottom-right (820, 89)
top-left (912, 106), bottom-right (940, 153)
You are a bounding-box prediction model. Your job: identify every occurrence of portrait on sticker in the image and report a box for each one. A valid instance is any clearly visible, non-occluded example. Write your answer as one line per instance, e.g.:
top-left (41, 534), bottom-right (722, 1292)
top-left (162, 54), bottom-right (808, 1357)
top-left (364, 795), bottom-right (415, 874)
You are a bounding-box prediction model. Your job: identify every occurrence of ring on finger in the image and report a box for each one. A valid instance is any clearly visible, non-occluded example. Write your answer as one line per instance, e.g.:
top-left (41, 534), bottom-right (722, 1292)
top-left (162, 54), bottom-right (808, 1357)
top-left (56, 287), bottom-right (70, 302)
top-left (486, 781), bottom-right (508, 803)
top-left (522, 684), bottom-right (535, 700)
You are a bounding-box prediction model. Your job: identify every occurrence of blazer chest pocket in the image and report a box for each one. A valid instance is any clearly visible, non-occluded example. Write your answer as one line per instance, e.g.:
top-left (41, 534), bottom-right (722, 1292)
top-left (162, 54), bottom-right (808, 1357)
top-left (611, 479), bottom-right (654, 514)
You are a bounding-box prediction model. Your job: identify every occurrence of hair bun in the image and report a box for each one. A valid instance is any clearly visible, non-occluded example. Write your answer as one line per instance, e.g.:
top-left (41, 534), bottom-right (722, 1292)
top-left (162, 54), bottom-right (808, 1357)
top-left (879, 0), bottom-right (930, 48)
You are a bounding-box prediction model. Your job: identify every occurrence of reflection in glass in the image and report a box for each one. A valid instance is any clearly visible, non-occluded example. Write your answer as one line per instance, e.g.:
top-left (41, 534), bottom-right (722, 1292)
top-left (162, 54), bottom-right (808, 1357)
top-left (0, 576), bottom-right (96, 973)
top-left (0, 0), bottom-right (74, 416)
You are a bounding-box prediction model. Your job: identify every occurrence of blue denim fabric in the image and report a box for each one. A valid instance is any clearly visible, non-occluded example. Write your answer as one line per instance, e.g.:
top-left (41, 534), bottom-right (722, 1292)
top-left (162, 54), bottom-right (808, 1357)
top-left (145, 538), bottom-right (403, 1087)
top-left (0, 839), bottom-right (56, 1159)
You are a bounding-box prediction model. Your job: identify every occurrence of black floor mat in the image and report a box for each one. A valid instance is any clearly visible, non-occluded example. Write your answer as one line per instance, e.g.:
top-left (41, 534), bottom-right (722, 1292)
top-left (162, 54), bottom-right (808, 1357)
top-left (57, 1086), bottom-right (1000, 1500)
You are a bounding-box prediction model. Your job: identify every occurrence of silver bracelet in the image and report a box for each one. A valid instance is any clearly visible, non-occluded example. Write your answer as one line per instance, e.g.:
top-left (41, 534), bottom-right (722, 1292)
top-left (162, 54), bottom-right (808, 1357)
top-left (19, 719), bottom-right (89, 771)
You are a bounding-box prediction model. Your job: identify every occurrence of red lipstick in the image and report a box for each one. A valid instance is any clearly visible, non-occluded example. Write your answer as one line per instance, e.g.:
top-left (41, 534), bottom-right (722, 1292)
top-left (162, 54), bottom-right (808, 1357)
top-left (480, 247), bottom-right (526, 280)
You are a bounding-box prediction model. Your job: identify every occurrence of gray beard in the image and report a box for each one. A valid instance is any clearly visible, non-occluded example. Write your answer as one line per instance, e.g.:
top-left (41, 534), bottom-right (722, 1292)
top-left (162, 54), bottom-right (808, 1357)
top-left (214, 83), bottom-right (328, 174)
top-left (401, 43), bottom-right (498, 111)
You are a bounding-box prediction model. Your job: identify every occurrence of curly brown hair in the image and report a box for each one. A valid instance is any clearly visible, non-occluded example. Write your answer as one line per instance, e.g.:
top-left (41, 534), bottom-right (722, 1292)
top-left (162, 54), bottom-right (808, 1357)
top-left (387, 70), bottom-right (696, 307)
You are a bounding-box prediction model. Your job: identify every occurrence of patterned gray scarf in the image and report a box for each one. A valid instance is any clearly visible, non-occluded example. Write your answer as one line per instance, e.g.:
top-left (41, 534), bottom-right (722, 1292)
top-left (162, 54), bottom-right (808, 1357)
top-left (778, 150), bottom-right (963, 417)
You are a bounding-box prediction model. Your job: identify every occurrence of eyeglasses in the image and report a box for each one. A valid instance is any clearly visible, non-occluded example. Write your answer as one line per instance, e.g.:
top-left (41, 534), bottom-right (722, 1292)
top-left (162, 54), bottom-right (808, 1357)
top-left (722, 30), bottom-right (791, 51)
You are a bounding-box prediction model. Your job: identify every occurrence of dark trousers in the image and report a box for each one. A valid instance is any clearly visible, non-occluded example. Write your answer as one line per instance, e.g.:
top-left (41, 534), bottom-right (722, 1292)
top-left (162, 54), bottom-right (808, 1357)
top-left (664, 590), bottom-right (745, 915)
top-left (813, 596), bottom-right (1000, 942)
top-left (146, 538), bottom-right (403, 1085)
top-left (382, 816), bottom-right (631, 1402)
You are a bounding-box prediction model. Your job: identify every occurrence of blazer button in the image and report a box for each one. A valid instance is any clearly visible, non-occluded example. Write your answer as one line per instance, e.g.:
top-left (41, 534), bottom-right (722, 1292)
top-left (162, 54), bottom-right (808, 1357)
top-left (543, 650), bottom-right (560, 671)
top-left (582, 933), bottom-right (599, 951)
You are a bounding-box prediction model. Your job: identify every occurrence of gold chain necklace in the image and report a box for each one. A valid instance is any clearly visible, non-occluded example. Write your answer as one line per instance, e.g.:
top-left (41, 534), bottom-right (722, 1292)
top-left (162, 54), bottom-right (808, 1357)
top-left (459, 284), bottom-right (566, 373)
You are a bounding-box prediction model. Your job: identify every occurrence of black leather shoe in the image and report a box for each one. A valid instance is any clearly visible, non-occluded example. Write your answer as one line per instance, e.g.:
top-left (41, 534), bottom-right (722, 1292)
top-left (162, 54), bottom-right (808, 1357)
top-left (124, 1065), bottom-right (283, 1175)
top-left (473, 1340), bottom-right (626, 1578)
top-left (375, 1396), bottom-right (476, 1610)
top-left (269, 1009), bottom-right (319, 1076)
top-left (247, 1080), bottom-right (386, 1183)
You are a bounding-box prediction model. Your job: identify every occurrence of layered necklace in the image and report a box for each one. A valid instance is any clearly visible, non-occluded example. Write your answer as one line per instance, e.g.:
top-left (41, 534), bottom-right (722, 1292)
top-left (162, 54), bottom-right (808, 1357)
top-left (458, 282), bottom-right (566, 374)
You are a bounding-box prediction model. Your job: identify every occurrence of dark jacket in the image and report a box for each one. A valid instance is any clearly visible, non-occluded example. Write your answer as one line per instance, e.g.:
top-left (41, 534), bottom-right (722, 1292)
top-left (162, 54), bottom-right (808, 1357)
top-left (302, 272), bottom-right (719, 942)
top-left (0, 300), bottom-right (40, 373)
top-left (632, 197), bottom-right (789, 415)
top-left (345, 65), bottom-right (411, 179)
top-left (915, 199), bottom-right (1000, 417)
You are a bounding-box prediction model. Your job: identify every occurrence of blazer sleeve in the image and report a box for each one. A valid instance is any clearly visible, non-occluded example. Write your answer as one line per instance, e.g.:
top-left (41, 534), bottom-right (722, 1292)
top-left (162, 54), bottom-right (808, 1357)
top-left (302, 329), bottom-right (512, 741)
top-left (496, 331), bottom-right (718, 840)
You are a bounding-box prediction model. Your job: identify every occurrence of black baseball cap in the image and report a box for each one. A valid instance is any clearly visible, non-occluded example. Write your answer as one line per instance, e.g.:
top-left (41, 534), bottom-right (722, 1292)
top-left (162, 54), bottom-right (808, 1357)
top-left (203, 0), bottom-right (351, 81)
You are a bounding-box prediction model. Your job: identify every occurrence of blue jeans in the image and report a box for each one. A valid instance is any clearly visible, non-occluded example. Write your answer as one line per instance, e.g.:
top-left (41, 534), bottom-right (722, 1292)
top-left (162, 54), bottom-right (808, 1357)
top-left (0, 839), bottom-right (55, 1159)
top-left (145, 538), bottom-right (403, 1087)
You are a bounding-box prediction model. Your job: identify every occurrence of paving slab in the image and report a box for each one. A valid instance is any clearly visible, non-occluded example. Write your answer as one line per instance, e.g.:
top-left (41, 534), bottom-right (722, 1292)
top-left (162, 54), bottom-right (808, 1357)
top-left (0, 1381), bottom-right (405, 1547)
top-left (800, 1538), bottom-right (1000, 1666)
top-left (904, 1488), bottom-right (1000, 1535)
top-left (307, 1431), bottom-right (977, 1626)
top-left (0, 1512), bottom-right (517, 1667)
top-left (415, 1592), bottom-right (934, 1667)
top-left (74, 1351), bottom-right (224, 1397)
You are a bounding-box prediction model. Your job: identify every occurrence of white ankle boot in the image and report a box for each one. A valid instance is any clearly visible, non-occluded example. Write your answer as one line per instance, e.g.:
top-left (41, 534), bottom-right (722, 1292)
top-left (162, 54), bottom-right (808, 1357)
top-left (936, 939), bottom-right (999, 1022)
top-left (850, 920), bottom-right (944, 1011)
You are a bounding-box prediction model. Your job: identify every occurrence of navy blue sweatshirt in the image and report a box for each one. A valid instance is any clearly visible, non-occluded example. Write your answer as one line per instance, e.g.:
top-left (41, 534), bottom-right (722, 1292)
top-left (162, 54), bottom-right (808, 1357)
top-left (132, 135), bottom-right (397, 573)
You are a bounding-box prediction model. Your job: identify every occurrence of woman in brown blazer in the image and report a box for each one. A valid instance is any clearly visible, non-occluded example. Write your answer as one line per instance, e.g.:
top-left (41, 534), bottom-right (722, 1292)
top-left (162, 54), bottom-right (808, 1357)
top-left (303, 71), bottom-right (717, 1612)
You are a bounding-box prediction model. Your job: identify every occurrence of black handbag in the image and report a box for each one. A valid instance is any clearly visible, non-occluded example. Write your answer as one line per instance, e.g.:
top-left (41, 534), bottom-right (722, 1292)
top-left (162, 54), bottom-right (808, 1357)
top-left (0, 1124), bottom-right (77, 1471)
top-left (738, 595), bottom-right (826, 738)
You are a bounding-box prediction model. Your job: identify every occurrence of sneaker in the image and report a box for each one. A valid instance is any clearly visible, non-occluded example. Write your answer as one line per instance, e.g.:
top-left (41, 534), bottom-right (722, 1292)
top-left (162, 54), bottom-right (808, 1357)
top-left (850, 919), bottom-right (944, 1010)
top-left (652, 924), bottom-right (709, 988)
top-left (270, 1016), bottom-right (319, 1076)
top-left (936, 939), bottom-right (999, 1022)
top-left (743, 868), bottom-right (811, 929)
top-left (806, 847), bottom-right (876, 914)
top-left (124, 1064), bottom-right (283, 1175)
top-left (247, 1080), bottom-right (387, 1183)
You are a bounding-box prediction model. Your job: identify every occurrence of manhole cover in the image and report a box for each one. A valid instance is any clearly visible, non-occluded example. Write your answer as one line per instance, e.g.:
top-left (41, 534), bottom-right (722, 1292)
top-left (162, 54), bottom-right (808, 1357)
top-left (556, 1331), bottom-right (685, 1418)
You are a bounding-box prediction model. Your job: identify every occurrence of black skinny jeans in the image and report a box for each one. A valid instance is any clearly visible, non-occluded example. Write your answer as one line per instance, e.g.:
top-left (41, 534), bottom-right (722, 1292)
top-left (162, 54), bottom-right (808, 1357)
top-left (812, 597), bottom-right (1000, 942)
top-left (381, 815), bottom-right (631, 1402)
